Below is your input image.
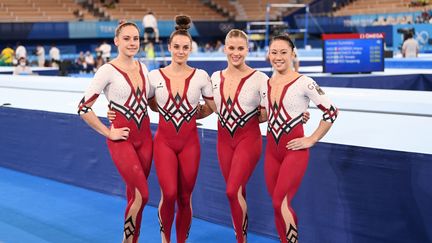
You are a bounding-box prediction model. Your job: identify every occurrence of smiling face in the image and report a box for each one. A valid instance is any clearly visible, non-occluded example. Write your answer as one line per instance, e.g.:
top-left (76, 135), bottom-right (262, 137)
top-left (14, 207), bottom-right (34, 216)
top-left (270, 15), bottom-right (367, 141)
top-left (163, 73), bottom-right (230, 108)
top-left (168, 34), bottom-right (191, 65)
top-left (268, 39), bottom-right (295, 73)
top-left (114, 25), bottom-right (140, 58)
top-left (224, 36), bottom-right (248, 68)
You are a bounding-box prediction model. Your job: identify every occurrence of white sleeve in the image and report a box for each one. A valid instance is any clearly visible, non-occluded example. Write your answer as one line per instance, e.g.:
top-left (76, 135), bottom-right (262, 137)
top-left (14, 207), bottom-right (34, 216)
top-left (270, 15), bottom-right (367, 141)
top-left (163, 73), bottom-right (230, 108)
top-left (210, 71), bottom-right (219, 87)
top-left (257, 71), bottom-right (269, 108)
top-left (78, 64), bottom-right (110, 114)
top-left (200, 70), bottom-right (213, 100)
top-left (147, 70), bottom-right (157, 99)
top-left (147, 73), bottom-right (155, 99)
top-left (260, 78), bottom-right (268, 109)
top-left (303, 77), bottom-right (338, 123)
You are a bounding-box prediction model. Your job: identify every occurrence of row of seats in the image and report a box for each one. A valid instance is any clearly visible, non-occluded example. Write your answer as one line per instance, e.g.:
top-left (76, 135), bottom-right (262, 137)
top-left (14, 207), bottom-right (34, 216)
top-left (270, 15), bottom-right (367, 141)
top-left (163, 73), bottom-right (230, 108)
top-left (211, 0), bottom-right (311, 21)
top-left (335, 0), bottom-right (426, 16)
top-left (0, 0), bottom-right (312, 22)
top-left (0, 0), bottom-right (96, 22)
top-left (97, 0), bottom-right (226, 21)
top-left (99, 0), bottom-right (311, 22)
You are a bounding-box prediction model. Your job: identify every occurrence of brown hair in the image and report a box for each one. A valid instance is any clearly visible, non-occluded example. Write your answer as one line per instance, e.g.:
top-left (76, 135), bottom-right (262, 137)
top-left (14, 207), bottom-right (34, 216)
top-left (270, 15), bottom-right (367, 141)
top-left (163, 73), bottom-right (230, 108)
top-left (225, 29), bottom-right (248, 44)
top-left (168, 15), bottom-right (192, 44)
top-left (115, 19), bottom-right (140, 37)
top-left (270, 33), bottom-right (295, 51)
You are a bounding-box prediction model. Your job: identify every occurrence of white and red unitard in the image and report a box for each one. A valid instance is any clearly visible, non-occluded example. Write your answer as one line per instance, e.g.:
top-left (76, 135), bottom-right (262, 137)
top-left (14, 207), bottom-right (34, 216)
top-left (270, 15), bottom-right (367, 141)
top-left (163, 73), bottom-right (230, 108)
top-left (263, 75), bottom-right (338, 243)
top-left (78, 62), bottom-right (153, 243)
top-left (211, 70), bottom-right (268, 242)
top-left (148, 68), bottom-right (213, 243)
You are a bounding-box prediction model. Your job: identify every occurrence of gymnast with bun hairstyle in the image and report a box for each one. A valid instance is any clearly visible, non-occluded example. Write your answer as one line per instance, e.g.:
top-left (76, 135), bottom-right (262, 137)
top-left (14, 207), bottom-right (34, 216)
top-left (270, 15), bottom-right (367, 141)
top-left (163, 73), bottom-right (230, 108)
top-left (146, 15), bottom-right (216, 243)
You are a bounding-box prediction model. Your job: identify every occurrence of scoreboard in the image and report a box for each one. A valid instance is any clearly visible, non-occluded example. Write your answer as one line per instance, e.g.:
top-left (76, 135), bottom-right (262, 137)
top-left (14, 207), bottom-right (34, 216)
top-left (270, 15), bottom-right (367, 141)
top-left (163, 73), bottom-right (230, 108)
top-left (322, 33), bottom-right (385, 74)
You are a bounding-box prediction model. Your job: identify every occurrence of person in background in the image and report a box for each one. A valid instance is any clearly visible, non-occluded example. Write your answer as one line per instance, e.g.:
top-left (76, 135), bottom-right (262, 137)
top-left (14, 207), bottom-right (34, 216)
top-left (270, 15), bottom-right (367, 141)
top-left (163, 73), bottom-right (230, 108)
top-left (142, 10), bottom-right (160, 43)
top-left (35, 44), bottom-right (46, 67)
top-left (84, 51), bottom-right (95, 73)
top-left (13, 56), bottom-right (33, 75)
top-left (94, 47), bottom-right (105, 70)
top-left (76, 51), bottom-right (87, 73)
top-left (0, 44), bottom-right (14, 66)
top-left (214, 40), bottom-right (224, 52)
top-left (144, 42), bottom-right (155, 60)
top-left (402, 32), bottom-right (419, 58)
top-left (49, 43), bottom-right (61, 67)
top-left (15, 42), bottom-right (27, 64)
top-left (204, 42), bottom-right (213, 52)
top-left (99, 40), bottom-right (112, 63)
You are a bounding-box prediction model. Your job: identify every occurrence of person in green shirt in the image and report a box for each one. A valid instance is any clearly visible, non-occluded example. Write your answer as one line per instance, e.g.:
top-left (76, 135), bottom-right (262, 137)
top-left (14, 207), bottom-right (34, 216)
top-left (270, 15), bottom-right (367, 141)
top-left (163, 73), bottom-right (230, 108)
top-left (0, 44), bottom-right (14, 66)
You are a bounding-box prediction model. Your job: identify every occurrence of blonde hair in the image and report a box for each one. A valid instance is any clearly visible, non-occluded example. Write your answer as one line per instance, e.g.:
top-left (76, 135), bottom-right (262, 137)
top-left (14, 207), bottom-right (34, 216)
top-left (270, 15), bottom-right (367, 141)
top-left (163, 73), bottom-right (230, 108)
top-left (115, 19), bottom-right (140, 37)
top-left (225, 29), bottom-right (248, 44)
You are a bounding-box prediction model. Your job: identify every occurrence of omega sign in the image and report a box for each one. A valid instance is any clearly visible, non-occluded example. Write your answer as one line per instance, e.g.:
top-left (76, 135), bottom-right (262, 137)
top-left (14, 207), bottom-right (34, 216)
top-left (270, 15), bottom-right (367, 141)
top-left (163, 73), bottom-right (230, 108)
top-left (359, 33), bottom-right (384, 39)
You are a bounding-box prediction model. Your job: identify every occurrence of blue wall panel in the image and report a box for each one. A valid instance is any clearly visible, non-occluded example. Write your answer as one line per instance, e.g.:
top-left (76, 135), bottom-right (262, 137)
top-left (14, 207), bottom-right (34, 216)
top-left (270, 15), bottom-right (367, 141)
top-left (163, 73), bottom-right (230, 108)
top-left (312, 73), bottom-right (432, 91)
top-left (0, 22), bottom-right (69, 40)
top-left (0, 23), bottom-right (34, 40)
top-left (28, 22), bottom-right (69, 39)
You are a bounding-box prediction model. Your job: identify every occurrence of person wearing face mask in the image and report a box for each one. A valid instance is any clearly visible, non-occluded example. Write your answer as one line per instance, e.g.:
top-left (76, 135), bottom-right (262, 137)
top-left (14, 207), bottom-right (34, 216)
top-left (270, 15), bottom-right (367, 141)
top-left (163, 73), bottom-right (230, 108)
top-left (263, 34), bottom-right (338, 243)
top-left (77, 20), bottom-right (153, 243)
top-left (13, 56), bottom-right (33, 75)
top-left (147, 15), bottom-right (216, 243)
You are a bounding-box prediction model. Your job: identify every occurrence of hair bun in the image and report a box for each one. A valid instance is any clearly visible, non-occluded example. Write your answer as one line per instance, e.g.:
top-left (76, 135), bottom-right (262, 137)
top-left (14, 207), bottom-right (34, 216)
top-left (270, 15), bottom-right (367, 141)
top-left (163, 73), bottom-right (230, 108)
top-left (175, 15), bottom-right (191, 30)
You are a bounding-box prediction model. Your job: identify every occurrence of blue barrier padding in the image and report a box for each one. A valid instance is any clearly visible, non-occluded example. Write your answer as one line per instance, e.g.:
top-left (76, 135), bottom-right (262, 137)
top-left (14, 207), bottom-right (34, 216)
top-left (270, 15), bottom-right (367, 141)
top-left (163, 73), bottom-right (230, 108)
top-left (385, 59), bottom-right (432, 69)
top-left (297, 143), bottom-right (432, 243)
top-left (0, 22), bottom-right (69, 40)
top-left (312, 73), bottom-right (432, 91)
top-left (0, 23), bottom-right (34, 40)
top-left (0, 70), bottom-right (59, 76)
top-left (0, 107), bottom-right (431, 242)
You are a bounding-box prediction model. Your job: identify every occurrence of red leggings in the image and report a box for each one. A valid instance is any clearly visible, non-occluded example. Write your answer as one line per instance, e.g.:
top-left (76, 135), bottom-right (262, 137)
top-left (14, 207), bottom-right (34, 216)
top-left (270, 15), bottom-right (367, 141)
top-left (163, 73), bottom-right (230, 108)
top-left (264, 125), bottom-right (308, 243)
top-left (153, 128), bottom-right (200, 243)
top-left (217, 119), bottom-right (262, 242)
top-left (107, 115), bottom-right (152, 243)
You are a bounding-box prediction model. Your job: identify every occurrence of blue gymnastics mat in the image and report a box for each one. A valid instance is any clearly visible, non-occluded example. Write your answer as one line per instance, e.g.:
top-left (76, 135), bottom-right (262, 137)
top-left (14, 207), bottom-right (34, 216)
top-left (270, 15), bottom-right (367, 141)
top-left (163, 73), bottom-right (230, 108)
top-left (0, 166), bottom-right (278, 243)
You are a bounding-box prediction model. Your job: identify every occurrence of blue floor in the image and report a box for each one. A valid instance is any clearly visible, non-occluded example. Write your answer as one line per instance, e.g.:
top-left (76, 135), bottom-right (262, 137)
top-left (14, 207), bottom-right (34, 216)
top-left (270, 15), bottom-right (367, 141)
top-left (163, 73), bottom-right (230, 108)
top-left (0, 167), bottom-right (278, 243)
